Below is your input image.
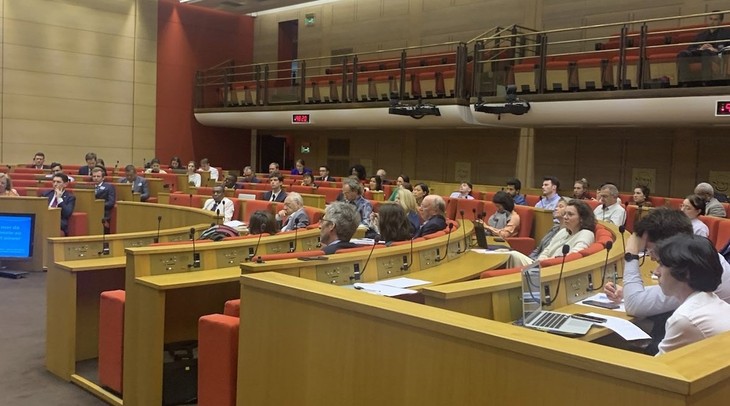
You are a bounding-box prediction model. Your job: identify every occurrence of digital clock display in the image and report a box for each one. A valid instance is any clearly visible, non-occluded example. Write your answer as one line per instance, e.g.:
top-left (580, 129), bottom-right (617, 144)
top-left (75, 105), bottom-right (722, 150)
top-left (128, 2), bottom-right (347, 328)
top-left (716, 101), bottom-right (730, 116)
top-left (292, 114), bottom-right (311, 124)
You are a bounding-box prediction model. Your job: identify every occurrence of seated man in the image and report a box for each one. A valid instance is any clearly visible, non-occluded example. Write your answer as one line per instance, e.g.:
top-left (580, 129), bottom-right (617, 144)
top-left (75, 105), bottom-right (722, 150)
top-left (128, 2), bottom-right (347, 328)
top-left (318, 165), bottom-right (334, 182)
top-left (92, 167), bottom-right (116, 232)
top-left (415, 195), bottom-right (447, 238)
top-left (241, 166), bottom-right (260, 183)
top-left (119, 164), bottom-right (150, 202)
top-left (43, 173), bottom-right (76, 236)
top-left (47, 163), bottom-right (75, 182)
top-left (78, 152), bottom-right (97, 176)
top-left (605, 208), bottom-right (730, 354)
top-left (505, 177), bottom-right (526, 205)
top-left (223, 174), bottom-right (241, 189)
top-left (341, 178), bottom-right (372, 228)
top-left (319, 202), bottom-right (360, 255)
top-left (144, 158), bottom-right (167, 174)
top-left (449, 181), bottom-right (474, 199)
top-left (198, 158), bottom-right (219, 182)
top-left (276, 192), bottom-right (310, 232)
top-left (695, 182), bottom-right (726, 217)
top-left (29, 152), bottom-right (49, 169)
top-left (268, 162), bottom-right (280, 177)
top-left (593, 183), bottom-right (626, 226)
top-left (535, 176), bottom-right (561, 211)
top-left (677, 11), bottom-right (730, 85)
top-left (202, 185), bottom-right (234, 222)
top-left (262, 172), bottom-right (287, 202)
top-left (376, 168), bottom-right (389, 184)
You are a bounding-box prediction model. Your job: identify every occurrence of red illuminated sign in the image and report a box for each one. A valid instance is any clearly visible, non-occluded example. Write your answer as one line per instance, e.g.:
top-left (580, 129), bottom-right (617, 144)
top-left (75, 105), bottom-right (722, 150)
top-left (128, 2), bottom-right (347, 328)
top-left (292, 114), bottom-right (311, 124)
top-left (716, 101), bottom-right (730, 116)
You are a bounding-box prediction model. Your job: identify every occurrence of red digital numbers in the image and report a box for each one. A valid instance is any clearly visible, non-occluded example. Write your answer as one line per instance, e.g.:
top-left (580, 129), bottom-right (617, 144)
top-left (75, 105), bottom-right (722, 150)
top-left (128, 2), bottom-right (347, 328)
top-left (292, 114), bottom-right (311, 123)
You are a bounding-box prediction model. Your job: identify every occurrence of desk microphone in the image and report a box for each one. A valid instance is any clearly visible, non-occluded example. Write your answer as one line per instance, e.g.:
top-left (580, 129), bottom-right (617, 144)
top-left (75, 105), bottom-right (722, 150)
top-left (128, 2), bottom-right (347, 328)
top-left (457, 210), bottom-right (467, 253)
top-left (435, 223), bottom-right (454, 262)
top-left (98, 219), bottom-right (110, 256)
top-left (289, 218), bottom-right (300, 253)
top-left (154, 215), bottom-right (162, 243)
top-left (188, 193), bottom-right (193, 207)
top-left (544, 244), bottom-right (570, 306)
top-left (113, 161), bottom-right (119, 177)
top-left (352, 237), bottom-right (379, 282)
top-left (401, 237), bottom-right (414, 271)
top-left (216, 208), bottom-right (221, 225)
top-left (247, 225), bottom-right (266, 261)
top-left (588, 241), bottom-right (614, 291)
top-left (618, 225), bottom-right (626, 253)
top-left (188, 227), bottom-right (200, 268)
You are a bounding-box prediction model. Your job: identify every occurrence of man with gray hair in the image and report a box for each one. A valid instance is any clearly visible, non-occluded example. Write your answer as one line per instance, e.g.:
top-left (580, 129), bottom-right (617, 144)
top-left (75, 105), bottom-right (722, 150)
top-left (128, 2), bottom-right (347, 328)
top-left (695, 182), bottom-right (727, 217)
top-left (415, 194), bottom-right (447, 238)
top-left (341, 177), bottom-right (373, 227)
top-left (320, 202), bottom-right (360, 254)
top-left (593, 183), bottom-right (626, 225)
top-left (277, 192), bottom-right (310, 232)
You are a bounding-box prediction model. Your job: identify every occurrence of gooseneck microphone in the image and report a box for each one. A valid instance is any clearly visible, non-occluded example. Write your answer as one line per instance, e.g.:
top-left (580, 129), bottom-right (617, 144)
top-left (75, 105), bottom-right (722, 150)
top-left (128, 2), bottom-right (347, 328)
top-left (352, 237), bottom-right (379, 282)
top-left (588, 240), bottom-right (614, 291)
top-left (216, 208), bottom-right (221, 225)
top-left (98, 219), bottom-right (110, 256)
top-left (289, 218), bottom-right (300, 253)
top-left (435, 223), bottom-right (454, 262)
top-left (544, 244), bottom-right (570, 306)
top-left (247, 225), bottom-right (266, 261)
top-left (188, 227), bottom-right (200, 268)
top-left (401, 237), bottom-right (414, 271)
top-left (154, 215), bottom-right (162, 243)
top-left (618, 225), bottom-right (626, 253)
top-left (188, 193), bottom-right (193, 207)
top-left (457, 210), bottom-right (468, 253)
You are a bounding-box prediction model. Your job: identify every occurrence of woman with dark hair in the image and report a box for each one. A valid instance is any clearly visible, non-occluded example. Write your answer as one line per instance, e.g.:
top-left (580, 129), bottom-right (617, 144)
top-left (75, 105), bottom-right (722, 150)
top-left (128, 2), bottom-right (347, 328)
top-left (485, 191), bottom-right (520, 238)
top-left (653, 235), bottom-right (730, 354)
top-left (388, 174), bottom-right (410, 201)
top-left (292, 159), bottom-right (312, 176)
top-left (366, 175), bottom-right (382, 192)
top-left (573, 178), bottom-right (590, 200)
top-left (413, 183), bottom-right (430, 206)
top-left (349, 164), bottom-right (367, 181)
top-left (538, 199), bottom-right (595, 260)
top-left (631, 185), bottom-right (653, 207)
top-left (170, 156), bottom-right (182, 170)
top-left (248, 210), bottom-right (278, 235)
top-left (301, 172), bottom-right (317, 188)
top-left (681, 194), bottom-right (709, 237)
top-left (370, 202), bottom-right (412, 243)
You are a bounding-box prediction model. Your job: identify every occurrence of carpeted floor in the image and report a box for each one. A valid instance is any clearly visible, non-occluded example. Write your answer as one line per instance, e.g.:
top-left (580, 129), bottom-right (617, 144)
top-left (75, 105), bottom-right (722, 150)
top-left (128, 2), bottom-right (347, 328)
top-left (0, 271), bottom-right (105, 405)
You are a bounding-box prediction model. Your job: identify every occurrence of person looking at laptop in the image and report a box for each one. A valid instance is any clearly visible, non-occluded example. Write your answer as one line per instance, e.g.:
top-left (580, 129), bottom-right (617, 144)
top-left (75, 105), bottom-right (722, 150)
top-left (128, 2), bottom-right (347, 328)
top-left (650, 235), bottom-right (730, 354)
top-left (537, 199), bottom-right (595, 260)
top-left (484, 191), bottom-right (520, 238)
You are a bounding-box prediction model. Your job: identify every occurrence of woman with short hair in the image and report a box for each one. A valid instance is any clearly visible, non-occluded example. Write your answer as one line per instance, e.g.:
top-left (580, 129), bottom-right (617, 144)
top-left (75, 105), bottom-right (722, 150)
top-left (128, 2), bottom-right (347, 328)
top-left (681, 194), bottom-right (709, 237)
top-left (485, 191), bottom-right (520, 238)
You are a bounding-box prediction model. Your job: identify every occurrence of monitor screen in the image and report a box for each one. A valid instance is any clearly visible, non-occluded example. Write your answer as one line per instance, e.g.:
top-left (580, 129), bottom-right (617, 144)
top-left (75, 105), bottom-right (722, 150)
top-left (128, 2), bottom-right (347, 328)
top-left (0, 213), bottom-right (35, 260)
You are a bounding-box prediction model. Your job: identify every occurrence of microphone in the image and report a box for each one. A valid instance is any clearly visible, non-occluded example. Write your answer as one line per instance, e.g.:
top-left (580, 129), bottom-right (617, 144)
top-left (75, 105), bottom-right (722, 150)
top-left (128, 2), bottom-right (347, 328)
top-left (618, 225), bottom-right (626, 253)
top-left (457, 210), bottom-right (467, 253)
top-left (352, 237), bottom-right (379, 282)
top-left (401, 237), bottom-right (414, 271)
top-left (216, 208), bottom-right (221, 225)
top-left (114, 161), bottom-right (119, 176)
top-left (98, 219), bottom-right (110, 255)
top-left (588, 241), bottom-right (614, 291)
top-left (247, 225), bottom-right (266, 261)
top-left (435, 223), bottom-right (454, 262)
top-left (188, 227), bottom-right (200, 268)
top-left (154, 215), bottom-right (162, 243)
top-left (544, 244), bottom-right (570, 306)
top-left (189, 193), bottom-right (193, 207)
top-left (289, 218), bottom-right (300, 253)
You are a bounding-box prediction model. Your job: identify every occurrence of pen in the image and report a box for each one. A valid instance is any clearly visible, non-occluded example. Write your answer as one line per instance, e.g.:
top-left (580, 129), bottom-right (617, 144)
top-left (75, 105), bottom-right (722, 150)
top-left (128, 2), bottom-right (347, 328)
top-left (571, 313), bottom-right (607, 323)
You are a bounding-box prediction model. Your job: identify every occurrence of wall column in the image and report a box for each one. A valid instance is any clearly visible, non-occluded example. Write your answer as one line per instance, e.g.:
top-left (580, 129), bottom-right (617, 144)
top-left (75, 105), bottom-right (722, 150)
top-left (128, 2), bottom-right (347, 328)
top-left (515, 127), bottom-right (535, 187)
top-left (669, 129), bottom-right (699, 197)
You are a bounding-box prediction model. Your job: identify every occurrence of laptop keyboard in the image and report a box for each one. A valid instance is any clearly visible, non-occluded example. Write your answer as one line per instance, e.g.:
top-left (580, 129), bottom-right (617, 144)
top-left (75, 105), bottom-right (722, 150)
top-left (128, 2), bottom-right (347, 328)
top-left (532, 312), bottom-right (569, 329)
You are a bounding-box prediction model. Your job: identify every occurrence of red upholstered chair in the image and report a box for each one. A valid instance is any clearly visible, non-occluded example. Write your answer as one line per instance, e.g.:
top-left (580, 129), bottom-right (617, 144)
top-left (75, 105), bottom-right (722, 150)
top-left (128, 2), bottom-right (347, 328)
top-left (66, 212), bottom-right (88, 236)
top-left (480, 267), bottom-right (522, 278)
top-left (595, 225), bottom-right (614, 246)
top-left (506, 205), bottom-right (535, 255)
top-left (715, 219), bottom-right (730, 251)
top-left (624, 204), bottom-right (638, 234)
top-left (579, 242), bottom-right (605, 257)
top-left (241, 200), bottom-right (274, 222)
top-left (316, 187), bottom-right (342, 204)
top-left (446, 198), bottom-right (483, 221)
top-left (99, 290), bottom-right (125, 395)
top-left (304, 207), bottom-right (324, 224)
top-left (224, 299), bottom-right (240, 318)
top-left (525, 195), bottom-right (540, 206)
top-left (699, 216), bottom-right (725, 246)
top-left (665, 197), bottom-right (683, 210)
top-left (198, 314), bottom-right (239, 406)
top-left (168, 193), bottom-right (204, 208)
top-left (539, 252), bottom-right (582, 267)
top-left (648, 196), bottom-right (666, 208)
top-left (584, 199), bottom-right (601, 211)
top-left (424, 230), bottom-right (446, 240)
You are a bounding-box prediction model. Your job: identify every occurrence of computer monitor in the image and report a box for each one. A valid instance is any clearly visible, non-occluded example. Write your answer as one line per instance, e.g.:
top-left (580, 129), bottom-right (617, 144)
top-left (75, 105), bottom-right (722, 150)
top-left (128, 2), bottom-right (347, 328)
top-left (0, 213), bottom-right (35, 260)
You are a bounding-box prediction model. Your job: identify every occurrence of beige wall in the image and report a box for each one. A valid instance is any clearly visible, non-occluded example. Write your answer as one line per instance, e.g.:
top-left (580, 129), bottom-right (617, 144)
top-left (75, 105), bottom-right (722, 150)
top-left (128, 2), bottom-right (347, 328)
top-left (0, 0), bottom-right (157, 167)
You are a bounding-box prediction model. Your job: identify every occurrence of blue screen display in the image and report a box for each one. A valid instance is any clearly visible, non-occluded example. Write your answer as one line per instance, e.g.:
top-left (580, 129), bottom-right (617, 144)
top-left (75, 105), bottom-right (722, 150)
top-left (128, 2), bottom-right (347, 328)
top-left (0, 214), bottom-right (34, 259)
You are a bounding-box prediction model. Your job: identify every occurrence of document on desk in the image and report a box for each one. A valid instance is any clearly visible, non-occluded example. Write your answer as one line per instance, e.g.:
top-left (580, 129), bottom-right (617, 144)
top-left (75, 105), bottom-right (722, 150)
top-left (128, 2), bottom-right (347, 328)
top-left (583, 312), bottom-right (651, 341)
top-left (353, 283), bottom-right (417, 296)
top-left (470, 248), bottom-right (511, 254)
top-left (578, 293), bottom-right (625, 312)
top-left (376, 277), bottom-right (431, 289)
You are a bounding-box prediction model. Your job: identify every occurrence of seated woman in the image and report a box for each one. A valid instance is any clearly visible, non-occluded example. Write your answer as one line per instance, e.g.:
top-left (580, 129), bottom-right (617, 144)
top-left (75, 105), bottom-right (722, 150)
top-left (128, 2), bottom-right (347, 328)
top-left (0, 173), bottom-right (20, 196)
top-left (300, 173), bottom-right (317, 188)
top-left (388, 174), bottom-right (410, 201)
top-left (630, 185), bottom-right (653, 208)
top-left (653, 235), bottom-right (730, 355)
top-left (681, 194), bottom-right (709, 237)
top-left (186, 160), bottom-right (201, 187)
top-left (291, 159), bottom-right (312, 176)
top-left (537, 199), bottom-right (595, 260)
top-left (485, 191), bottom-right (520, 238)
top-left (369, 202), bottom-right (412, 243)
top-left (169, 156), bottom-right (182, 170)
top-left (365, 175), bottom-right (382, 192)
top-left (413, 183), bottom-right (429, 206)
top-left (395, 188), bottom-right (421, 234)
top-left (248, 210), bottom-right (278, 235)
top-left (529, 196), bottom-right (570, 260)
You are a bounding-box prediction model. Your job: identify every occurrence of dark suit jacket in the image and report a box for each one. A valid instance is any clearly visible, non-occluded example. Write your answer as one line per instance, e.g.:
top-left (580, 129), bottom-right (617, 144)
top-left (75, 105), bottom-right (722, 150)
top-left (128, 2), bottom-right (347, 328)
top-left (414, 214), bottom-right (447, 238)
top-left (95, 182), bottom-right (116, 219)
top-left (28, 164), bottom-right (50, 169)
top-left (318, 175), bottom-right (334, 182)
top-left (78, 166), bottom-right (95, 176)
top-left (262, 190), bottom-right (287, 202)
top-left (42, 189), bottom-right (76, 236)
top-left (322, 241), bottom-right (359, 255)
top-left (120, 176), bottom-right (150, 201)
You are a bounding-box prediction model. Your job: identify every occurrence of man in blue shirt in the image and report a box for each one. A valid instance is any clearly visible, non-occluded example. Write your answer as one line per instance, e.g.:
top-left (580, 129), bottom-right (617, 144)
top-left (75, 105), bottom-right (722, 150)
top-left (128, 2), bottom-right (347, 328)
top-left (535, 176), bottom-right (561, 211)
top-left (505, 178), bottom-right (526, 205)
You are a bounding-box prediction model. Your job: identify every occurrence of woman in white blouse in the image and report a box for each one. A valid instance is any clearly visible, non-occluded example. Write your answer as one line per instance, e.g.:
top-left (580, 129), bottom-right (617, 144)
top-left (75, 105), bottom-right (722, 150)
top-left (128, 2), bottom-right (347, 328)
top-left (538, 199), bottom-right (595, 260)
top-left (187, 161), bottom-right (201, 187)
top-left (681, 194), bottom-right (709, 237)
top-left (653, 235), bottom-right (730, 355)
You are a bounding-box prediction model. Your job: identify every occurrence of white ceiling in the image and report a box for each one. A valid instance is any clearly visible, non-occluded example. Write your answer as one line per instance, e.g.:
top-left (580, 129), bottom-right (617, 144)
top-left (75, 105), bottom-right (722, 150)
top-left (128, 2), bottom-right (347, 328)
top-left (180, 0), bottom-right (319, 15)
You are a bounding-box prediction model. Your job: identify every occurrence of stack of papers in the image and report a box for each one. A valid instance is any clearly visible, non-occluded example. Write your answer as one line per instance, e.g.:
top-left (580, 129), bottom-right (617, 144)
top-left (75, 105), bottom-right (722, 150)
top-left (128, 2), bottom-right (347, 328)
top-left (353, 277), bottom-right (430, 296)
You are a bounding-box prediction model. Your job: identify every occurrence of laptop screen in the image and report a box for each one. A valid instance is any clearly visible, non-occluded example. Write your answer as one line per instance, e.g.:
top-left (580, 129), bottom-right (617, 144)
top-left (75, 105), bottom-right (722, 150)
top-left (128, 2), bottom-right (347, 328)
top-left (521, 262), bottom-right (542, 323)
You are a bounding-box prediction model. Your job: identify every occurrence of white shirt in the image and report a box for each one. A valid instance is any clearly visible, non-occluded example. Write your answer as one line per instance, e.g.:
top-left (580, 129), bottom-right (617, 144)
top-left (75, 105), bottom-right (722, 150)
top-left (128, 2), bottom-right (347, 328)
top-left (691, 218), bottom-right (709, 237)
top-left (537, 228), bottom-right (594, 260)
top-left (449, 192), bottom-right (474, 200)
top-left (188, 173), bottom-right (201, 187)
top-left (202, 197), bottom-right (234, 222)
top-left (593, 201), bottom-right (626, 226)
top-left (657, 291), bottom-right (730, 355)
top-left (198, 167), bottom-right (219, 182)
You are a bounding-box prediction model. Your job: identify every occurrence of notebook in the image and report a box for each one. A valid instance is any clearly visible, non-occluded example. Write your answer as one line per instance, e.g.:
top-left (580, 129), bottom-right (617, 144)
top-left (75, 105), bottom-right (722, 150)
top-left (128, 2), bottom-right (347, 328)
top-left (521, 262), bottom-right (593, 336)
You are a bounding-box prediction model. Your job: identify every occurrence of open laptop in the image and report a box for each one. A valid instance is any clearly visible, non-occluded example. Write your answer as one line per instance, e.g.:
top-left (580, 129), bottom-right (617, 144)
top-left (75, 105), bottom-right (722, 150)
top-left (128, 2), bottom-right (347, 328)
top-left (521, 262), bottom-right (593, 336)
top-left (473, 221), bottom-right (510, 250)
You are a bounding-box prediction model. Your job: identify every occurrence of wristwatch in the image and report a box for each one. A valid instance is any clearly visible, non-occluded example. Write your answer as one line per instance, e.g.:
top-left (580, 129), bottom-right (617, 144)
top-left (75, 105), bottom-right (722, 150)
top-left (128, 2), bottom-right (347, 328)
top-left (624, 253), bottom-right (640, 262)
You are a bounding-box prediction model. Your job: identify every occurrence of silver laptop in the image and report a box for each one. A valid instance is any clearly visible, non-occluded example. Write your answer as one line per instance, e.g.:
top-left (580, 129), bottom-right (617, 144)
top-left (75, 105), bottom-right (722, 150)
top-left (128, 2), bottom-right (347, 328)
top-left (521, 262), bottom-right (593, 336)
top-left (237, 193), bottom-right (257, 200)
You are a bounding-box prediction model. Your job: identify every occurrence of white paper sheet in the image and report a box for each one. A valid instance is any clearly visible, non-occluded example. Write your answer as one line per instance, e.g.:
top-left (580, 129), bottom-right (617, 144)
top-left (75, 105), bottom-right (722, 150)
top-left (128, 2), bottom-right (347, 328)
top-left (583, 312), bottom-right (651, 341)
top-left (578, 293), bottom-right (626, 312)
top-left (352, 283), bottom-right (417, 296)
top-left (376, 277), bottom-right (431, 289)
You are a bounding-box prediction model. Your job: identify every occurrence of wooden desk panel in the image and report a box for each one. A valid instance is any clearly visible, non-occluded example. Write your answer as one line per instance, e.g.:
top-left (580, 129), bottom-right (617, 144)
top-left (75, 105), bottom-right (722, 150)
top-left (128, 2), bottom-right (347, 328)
top-left (114, 201), bottom-right (217, 233)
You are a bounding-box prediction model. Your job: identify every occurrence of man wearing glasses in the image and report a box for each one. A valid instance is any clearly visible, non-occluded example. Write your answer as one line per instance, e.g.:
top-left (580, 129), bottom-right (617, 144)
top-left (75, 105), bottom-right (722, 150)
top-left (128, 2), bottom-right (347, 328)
top-left (320, 202), bottom-right (360, 255)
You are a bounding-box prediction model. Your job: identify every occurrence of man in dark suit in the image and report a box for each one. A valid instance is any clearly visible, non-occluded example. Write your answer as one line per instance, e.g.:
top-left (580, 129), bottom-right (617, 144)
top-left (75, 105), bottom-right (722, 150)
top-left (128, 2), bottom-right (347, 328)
top-left (241, 166), bottom-right (260, 183)
top-left (92, 166), bottom-right (116, 233)
top-left (262, 172), bottom-right (287, 202)
top-left (320, 201), bottom-right (360, 255)
top-left (119, 164), bottom-right (150, 201)
top-left (317, 165), bottom-right (334, 182)
top-left (677, 11), bottom-right (730, 85)
top-left (414, 195), bottom-right (447, 238)
top-left (29, 152), bottom-right (50, 169)
top-left (276, 192), bottom-right (310, 232)
top-left (43, 173), bottom-right (76, 236)
top-left (78, 152), bottom-right (98, 176)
